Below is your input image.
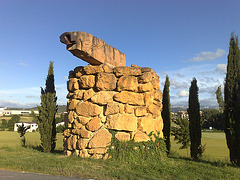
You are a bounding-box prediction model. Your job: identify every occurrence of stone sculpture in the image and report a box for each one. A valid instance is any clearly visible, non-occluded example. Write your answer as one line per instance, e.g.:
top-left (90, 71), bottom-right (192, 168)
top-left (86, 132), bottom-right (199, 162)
top-left (60, 31), bottom-right (126, 66)
top-left (60, 31), bottom-right (163, 159)
top-left (64, 64), bottom-right (163, 158)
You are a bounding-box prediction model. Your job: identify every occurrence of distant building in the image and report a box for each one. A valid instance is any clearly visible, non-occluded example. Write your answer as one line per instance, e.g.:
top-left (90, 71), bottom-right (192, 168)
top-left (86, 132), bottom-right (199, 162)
top-left (1, 109), bottom-right (39, 116)
top-left (56, 122), bottom-right (65, 127)
top-left (0, 107), bottom-right (6, 116)
top-left (14, 122), bottom-right (38, 132)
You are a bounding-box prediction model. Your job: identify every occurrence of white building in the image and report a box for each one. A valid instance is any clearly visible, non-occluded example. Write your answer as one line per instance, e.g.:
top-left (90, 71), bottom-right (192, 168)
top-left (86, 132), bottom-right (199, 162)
top-left (2, 110), bottom-right (39, 116)
top-left (14, 122), bottom-right (38, 132)
top-left (56, 122), bottom-right (65, 127)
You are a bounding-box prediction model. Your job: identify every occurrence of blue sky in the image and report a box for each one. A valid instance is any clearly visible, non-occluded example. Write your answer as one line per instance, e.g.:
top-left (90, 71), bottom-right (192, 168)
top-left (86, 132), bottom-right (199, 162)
top-left (0, 0), bottom-right (239, 108)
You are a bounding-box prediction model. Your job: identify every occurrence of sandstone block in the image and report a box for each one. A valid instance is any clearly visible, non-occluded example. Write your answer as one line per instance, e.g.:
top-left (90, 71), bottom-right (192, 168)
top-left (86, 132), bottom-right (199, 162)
top-left (77, 139), bottom-right (88, 150)
top-left (113, 66), bottom-right (141, 77)
top-left (73, 119), bottom-right (83, 129)
top-left (66, 150), bottom-right (72, 156)
top-left (67, 111), bottom-right (74, 123)
top-left (124, 104), bottom-right (134, 114)
top-left (114, 91), bottom-right (145, 105)
top-left (102, 63), bottom-right (113, 73)
top-left (88, 148), bottom-right (107, 155)
top-left (144, 91), bottom-right (154, 107)
top-left (148, 104), bottom-right (161, 118)
top-left (138, 72), bottom-right (153, 83)
top-left (154, 116), bottom-right (163, 133)
top-left (79, 149), bottom-right (90, 158)
top-left (135, 106), bottom-right (147, 117)
top-left (138, 82), bottom-right (153, 92)
top-left (91, 91), bottom-right (115, 105)
top-left (133, 131), bottom-right (150, 142)
top-left (67, 78), bottom-right (79, 92)
top-left (115, 132), bottom-right (130, 141)
top-left (79, 75), bottom-right (95, 89)
top-left (84, 64), bottom-right (103, 74)
top-left (152, 78), bottom-right (160, 90)
top-left (74, 66), bottom-right (85, 78)
top-left (86, 117), bottom-right (102, 132)
top-left (88, 129), bottom-right (112, 148)
top-left (67, 99), bottom-right (79, 110)
top-left (117, 75), bottom-right (138, 92)
top-left (107, 113), bottom-right (137, 132)
top-left (66, 92), bottom-right (74, 99)
top-left (60, 31), bottom-right (126, 66)
top-left (79, 126), bottom-right (92, 139)
top-left (139, 114), bottom-right (155, 135)
top-left (154, 89), bottom-right (163, 101)
top-left (96, 73), bottom-right (117, 91)
top-left (83, 88), bottom-right (95, 101)
top-left (119, 103), bottom-right (124, 113)
top-left (77, 116), bottom-right (91, 125)
top-left (63, 129), bottom-right (71, 137)
top-left (76, 101), bottom-right (102, 117)
top-left (105, 103), bottom-right (119, 115)
top-left (91, 154), bottom-right (103, 159)
top-left (72, 128), bottom-right (81, 135)
top-left (73, 90), bottom-right (85, 100)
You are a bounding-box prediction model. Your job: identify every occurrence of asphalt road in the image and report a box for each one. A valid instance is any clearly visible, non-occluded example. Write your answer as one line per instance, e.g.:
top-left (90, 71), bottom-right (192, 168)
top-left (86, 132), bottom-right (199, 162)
top-left (0, 169), bottom-right (96, 180)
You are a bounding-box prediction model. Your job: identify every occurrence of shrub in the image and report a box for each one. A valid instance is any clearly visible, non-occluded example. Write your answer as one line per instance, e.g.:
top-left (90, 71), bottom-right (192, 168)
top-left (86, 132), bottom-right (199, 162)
top-left (107, 131), bottom-right (166, 164)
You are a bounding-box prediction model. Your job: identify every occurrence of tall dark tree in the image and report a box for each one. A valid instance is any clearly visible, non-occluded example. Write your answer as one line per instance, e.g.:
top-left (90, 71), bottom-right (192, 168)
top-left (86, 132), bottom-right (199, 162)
top-left (188, 78), bottom-right (202, 159)
top-left (215, 85), bottom-right (224, 111)
top-left (224, 33), bottom-right (240, 165)
top-left (37, 61), bottom-right (57, 153)
top-left (162, 75), bottom-right (171, 154)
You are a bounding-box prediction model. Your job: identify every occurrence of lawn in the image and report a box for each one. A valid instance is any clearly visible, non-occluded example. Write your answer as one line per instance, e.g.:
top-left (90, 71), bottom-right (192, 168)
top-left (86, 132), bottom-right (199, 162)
top-left (0, 131), bottom-right (239, 180)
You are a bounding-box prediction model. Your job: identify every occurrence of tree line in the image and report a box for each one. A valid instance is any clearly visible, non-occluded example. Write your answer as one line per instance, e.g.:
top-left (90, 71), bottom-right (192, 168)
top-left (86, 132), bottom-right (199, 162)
top-left (162, 33), bottom-right (240, 165)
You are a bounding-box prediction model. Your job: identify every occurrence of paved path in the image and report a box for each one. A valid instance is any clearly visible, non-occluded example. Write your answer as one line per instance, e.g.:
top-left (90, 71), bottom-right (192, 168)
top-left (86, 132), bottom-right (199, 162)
top-left (0, 169), bottom-right (96, 180)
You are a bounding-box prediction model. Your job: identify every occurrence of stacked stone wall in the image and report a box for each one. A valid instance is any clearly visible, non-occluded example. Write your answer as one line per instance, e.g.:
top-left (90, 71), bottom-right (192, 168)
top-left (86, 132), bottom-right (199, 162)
top-left (64, 64), bottom-right (163, 158)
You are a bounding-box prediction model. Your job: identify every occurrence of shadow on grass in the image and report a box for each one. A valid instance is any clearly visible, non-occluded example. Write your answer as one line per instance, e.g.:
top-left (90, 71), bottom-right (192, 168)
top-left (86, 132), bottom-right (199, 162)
top-left (25, 144), bottom-right (64, 155)
top-left (168, 151), bottom-right (237, 168)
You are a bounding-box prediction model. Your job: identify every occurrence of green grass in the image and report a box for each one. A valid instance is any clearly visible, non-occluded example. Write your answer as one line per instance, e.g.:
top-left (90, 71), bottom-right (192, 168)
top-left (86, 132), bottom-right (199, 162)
top-left (0, 131), bottom-right (239, 179)
top-left (171, 132), bottom-right (229, 160)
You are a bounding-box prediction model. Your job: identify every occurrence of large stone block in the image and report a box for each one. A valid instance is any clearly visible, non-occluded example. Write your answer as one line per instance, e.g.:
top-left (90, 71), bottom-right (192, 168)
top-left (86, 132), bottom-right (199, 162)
top-left (67, 78), bottom-right (79, 92)
top-left (113, 66), bottom-right (141, 77)
top-left (133, 131), bottom-right (150, 142)
top-left (88, 129), bottom-right (112, 148)
top-left (115, 132), bottom-right (131, 141)
top-left (76, 101), bottom-right (102, 117)
top-left (91, 91), bottom-right (115, 105)
top-left (105, 103), bottom-right (119, 115)
top-left (84, 64), bottom-right (103, 75)
top-left (106, 113), bottom-right (137, 132)
top-left (96, 73), bottom-right (117, 91)
top-left (79, 75), bottom-right (95, 89)
top-left (86, 117), bottom-right (102, 132)
top-left (60, 31), bottom-right (126, 66)
top-left (117, 75), bottom-right (138, 92)
top-left (114, 91), bottom-right (145, 105)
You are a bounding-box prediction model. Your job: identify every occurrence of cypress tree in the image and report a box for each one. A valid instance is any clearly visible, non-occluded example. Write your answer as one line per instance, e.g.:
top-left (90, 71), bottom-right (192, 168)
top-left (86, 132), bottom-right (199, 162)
top-left (188, 78), bottom-right (202, 159)
top-left (37, 61), bottom-right (57, 153)
top-left (215, 85), bottom-right (224, 111)
top-left (224, 33), bottom-right (240, 165)
top-left (162, 75), bottom-right (171, 154)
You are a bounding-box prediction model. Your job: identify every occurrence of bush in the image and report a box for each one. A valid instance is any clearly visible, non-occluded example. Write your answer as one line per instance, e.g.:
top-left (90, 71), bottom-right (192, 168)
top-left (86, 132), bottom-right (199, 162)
top-left (107, 131), bottom-right (166, 164)
top-left (56, 125), bottom-right (65, 133)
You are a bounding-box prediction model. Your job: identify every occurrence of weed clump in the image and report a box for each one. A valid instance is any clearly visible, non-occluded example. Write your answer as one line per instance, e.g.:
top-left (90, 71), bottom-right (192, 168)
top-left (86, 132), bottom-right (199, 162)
top-left (107, 131), bottom-right (167, 164)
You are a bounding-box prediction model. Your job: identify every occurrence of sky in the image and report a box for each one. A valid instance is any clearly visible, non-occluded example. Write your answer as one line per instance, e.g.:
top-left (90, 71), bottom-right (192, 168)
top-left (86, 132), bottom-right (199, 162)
top-left (0, 0), bottom-right (239, 108)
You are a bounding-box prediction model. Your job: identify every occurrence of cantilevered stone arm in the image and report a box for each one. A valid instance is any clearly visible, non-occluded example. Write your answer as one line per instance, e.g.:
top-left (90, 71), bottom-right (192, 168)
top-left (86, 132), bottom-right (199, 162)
top-left (60, 31), bottom-right (126, 66)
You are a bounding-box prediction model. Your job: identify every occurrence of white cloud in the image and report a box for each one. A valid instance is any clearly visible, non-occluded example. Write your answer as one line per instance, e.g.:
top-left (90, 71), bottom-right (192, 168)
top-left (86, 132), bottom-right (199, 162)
top-left (188, 49), bottom-right (226, 62)
top-left (18, 61), bottom-right (28, 66)
top-left (177, 90), bottom-right (189, 97)
top-left (216, 64), bottom-right (227, 74)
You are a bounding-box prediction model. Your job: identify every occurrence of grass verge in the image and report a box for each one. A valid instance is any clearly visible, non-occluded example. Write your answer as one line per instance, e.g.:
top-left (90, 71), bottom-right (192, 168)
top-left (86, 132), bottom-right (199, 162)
top-left (0, 146), bottom-right (239, 180)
